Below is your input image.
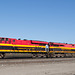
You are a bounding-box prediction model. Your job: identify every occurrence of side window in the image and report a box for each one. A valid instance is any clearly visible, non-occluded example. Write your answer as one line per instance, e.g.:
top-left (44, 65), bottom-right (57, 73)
top-left (1, 38), bottom-right (4, 41)
top-left (54, 45), bottom-right (59, 46)
top-left (6, 38), bottom-right (8, 41)
top-left (13, 40), bottom-right (15, 42)
top-left (60, 45), bottom-right (64, 46)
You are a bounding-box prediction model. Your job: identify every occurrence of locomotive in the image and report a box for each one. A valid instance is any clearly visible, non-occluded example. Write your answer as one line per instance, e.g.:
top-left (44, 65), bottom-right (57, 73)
top-left (0, 37), bottom-right (75, 58)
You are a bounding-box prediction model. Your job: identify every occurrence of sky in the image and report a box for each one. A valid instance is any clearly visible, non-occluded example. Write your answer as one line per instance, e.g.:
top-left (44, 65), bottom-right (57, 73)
top-left (0, 0), bottom-right (75, 44)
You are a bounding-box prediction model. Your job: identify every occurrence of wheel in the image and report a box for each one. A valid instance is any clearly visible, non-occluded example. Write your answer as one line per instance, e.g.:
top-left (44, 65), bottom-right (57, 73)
top-left (42, 54), bottom-right (46, 58)
top-left (0, 53), bottom-right (5, 59)
top-left (37, 54), bottom-right (42, 58)
top-left (32, 54), bottom-right (37, 58)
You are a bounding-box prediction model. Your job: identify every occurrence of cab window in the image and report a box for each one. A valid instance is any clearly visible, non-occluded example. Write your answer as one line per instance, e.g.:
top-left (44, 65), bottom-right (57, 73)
top-left (6, 38), bottom-right (8, 41)
top-left (1, 38), bottom-right (4, 41)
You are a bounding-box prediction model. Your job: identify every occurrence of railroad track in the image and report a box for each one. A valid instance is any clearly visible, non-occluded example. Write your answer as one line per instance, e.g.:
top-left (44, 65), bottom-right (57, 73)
top-left (0, 58), bottom-right (75, 65)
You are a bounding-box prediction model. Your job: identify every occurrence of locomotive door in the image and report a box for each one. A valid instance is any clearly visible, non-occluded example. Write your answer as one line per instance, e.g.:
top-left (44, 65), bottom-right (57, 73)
top-left (45, 45), bottom-right (49, 52)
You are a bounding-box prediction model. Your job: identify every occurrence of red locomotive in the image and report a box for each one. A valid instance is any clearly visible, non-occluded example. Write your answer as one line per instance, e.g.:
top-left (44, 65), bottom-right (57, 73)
top-left (48, 42), bottom-right (75, 57)
top-left (0, 37), bottom-right (75, 58)
top-left (0, 37), bottom-right (48, 58)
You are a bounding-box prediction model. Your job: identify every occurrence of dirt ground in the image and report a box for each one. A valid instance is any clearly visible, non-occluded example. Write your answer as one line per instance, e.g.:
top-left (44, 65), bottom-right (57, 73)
top-left (0, 58), bottom-right (75, 75)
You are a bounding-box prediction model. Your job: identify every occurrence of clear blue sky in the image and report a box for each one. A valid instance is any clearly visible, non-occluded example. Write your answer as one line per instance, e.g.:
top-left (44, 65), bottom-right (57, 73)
top-left (0, 0), bottom-right (75, 43)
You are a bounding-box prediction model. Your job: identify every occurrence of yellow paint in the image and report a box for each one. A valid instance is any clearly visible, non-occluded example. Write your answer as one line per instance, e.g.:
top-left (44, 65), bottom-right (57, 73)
top-left (50, 51), bottom-right (75, 53)
top-left (0, 50), bottom-right (46, 53)
top-left (0, 43), bottom-right (46, 48)
top-left (50, 47), bottom-right (75, 50)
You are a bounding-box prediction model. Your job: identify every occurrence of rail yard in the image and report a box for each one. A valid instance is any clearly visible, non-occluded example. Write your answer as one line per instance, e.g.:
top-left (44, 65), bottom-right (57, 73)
top-left (0, 37), bottom-right (75, 75)
top-left (0, 57), bottom-right (75, 75)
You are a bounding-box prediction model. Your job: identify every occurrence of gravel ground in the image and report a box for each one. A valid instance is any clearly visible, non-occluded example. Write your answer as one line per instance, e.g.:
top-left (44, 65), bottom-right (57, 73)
top-left (0, 58), bottom-right (75, 75)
